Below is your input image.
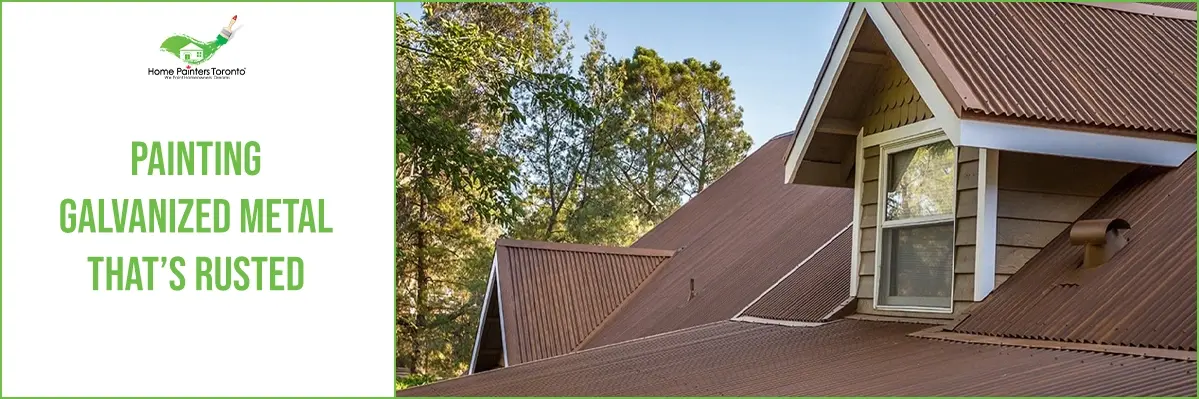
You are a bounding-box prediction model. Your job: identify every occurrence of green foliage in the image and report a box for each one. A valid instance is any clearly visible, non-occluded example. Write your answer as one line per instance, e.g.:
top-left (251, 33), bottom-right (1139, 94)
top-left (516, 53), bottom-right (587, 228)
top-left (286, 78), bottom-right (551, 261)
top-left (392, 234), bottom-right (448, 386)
top-left (397, 2), bottom-right (754, 379)
top-left (396, 374), bottom-right (438, 390)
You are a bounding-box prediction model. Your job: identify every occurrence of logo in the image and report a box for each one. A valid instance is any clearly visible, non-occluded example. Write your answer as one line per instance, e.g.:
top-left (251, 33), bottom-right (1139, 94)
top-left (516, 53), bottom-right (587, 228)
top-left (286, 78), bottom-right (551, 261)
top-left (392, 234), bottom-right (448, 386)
top-left (149, 15), bottom-right (247, 80)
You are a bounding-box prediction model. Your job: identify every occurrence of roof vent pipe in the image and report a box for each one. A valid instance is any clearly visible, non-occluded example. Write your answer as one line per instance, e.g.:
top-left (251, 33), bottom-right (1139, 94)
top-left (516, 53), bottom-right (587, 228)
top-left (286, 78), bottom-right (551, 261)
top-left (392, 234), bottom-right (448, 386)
top-left (1068, 218), bottom-right (1131, 268)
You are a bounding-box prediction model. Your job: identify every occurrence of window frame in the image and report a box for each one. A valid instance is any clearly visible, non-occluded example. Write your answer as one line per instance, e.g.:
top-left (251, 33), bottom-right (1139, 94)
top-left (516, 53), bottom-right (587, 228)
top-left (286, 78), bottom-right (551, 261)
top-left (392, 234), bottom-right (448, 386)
top-left (872, 130), bottom-right (957, 314)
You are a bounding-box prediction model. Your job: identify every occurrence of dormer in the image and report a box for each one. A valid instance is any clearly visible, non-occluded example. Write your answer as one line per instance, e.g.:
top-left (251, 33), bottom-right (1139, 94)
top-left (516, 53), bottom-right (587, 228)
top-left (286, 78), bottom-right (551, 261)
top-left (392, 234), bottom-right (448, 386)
top-left (783, 3), bottom-right (1196, 319)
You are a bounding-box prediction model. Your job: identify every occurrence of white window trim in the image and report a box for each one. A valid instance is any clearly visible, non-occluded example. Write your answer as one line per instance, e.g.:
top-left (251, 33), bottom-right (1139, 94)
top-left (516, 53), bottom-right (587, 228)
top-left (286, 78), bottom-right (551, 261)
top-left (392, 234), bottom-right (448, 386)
top-left (861, 118), bottom-right (941, 149)
top-left (872, 130), bottom-right (957, 314)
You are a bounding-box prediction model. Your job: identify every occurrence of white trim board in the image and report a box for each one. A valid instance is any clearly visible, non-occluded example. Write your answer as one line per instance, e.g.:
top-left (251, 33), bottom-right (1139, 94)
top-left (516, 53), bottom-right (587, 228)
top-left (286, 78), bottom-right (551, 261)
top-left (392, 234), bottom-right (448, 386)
top-left (860, 118), bottom-right (941, 148)
top-left (785, 3), bottom-right (960, 184)
top-left (849, 133), bottom-right (864, 297)
top-left (973, 149), bottom-right (999, 301)
top-left (731, 316), bottom-right (828, 328)
top-left (495, 259), bottom-right (510, 368)
top-left (467, 257), bottom-right (499, 375)
top-left (784, 5), bottom-right (866, 184)
top-left (959, 119), bottom-right (1195, 167)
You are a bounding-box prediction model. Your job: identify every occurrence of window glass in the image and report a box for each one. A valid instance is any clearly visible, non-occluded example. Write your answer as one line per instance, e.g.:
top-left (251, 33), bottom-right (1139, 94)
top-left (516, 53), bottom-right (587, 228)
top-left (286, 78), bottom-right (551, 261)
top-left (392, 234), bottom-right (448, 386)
top-left (878, 222), bottom-right (954, 308)
top-left (885, 141), bottom-right (954, 221)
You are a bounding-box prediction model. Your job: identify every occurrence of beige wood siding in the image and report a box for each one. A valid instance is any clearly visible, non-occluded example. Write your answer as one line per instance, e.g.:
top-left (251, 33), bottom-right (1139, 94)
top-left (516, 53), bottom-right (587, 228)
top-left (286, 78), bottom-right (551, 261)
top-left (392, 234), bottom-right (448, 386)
top-left (860, 56), bottom-right (934, 135)
top-left (953, 147), bottom-right (978, 305)
top-left (991, 151), bottom-right (1135, 280)
top-left (858, 145), bottom-right (880, 292)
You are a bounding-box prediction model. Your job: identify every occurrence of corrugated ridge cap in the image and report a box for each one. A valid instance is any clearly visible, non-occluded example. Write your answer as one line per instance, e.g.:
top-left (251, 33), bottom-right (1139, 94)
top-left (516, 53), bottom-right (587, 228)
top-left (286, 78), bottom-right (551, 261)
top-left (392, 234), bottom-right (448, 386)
top-left (1142, 1), bottom-right (1199, 11)
top-left (768, 130), bottom-right (796, 143)
top-left (497, 239), bottom-right (675, 258)
top-left (1075, 2), bottom-right (1197, 20)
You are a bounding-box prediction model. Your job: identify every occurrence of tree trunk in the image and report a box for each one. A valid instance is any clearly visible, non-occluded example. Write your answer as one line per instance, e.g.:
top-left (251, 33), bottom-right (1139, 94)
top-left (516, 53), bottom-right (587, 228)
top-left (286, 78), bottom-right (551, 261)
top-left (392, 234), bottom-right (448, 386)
top-left (412, 193), bottom-right (429, 374)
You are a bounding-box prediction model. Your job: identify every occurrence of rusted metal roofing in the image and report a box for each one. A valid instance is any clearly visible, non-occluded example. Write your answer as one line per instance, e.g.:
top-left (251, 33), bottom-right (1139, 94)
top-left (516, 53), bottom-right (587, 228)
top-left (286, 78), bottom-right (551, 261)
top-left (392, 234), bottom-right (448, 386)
top-left (494, 240), bottom-right (673, 365)
top-left (898, 2), bottom-right (1197, 137)
top-left (576, 135), bottom-right (854, 348)
top-left (951, 156), bottom-right (1197, 350)
top-left (401, 320), bottom-right (1197, 396)
top-left (739, 225), bottom-right (851, 322)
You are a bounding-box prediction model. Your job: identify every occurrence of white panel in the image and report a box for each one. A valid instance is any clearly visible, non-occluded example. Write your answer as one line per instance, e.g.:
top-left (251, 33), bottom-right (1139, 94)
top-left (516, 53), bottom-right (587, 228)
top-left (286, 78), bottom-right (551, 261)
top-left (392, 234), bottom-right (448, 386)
top-left (960, 120), bottom-right (1195, 167)
top-left (973, 149), bottom-right (999, 301)
top-left (468, 260), bottom-right (498, 374)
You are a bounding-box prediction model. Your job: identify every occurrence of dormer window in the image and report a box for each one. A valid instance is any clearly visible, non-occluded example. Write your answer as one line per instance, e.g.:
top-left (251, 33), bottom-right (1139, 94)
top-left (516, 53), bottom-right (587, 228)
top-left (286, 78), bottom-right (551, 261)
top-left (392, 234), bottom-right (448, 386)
top-left (781, 2), bottom-right (1193, 320)
top-left (875, 136), bottom-right (955, 311)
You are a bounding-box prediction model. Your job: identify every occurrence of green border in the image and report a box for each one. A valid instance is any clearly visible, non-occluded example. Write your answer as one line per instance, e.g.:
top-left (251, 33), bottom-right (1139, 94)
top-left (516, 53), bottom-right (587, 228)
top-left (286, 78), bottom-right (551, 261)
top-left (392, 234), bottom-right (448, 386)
top-left (2, 2), bottom-right (5, 397)
top-left (2, 0), bottom-right (1198, 398)
top-left (0, 2), bottom-right (401, 397)
top-left (393, 3), bottom-right (398, 395)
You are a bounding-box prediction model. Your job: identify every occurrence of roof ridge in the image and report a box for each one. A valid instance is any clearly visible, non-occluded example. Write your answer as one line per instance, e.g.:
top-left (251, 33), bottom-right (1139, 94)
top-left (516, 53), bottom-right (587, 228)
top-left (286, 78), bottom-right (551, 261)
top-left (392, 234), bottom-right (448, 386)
top-left (730, 315), bottom-right (830, 327)
top-left (496, 239), bottom-right (676, 257)
top-left (910, 326), bottom-right (1197, 362)
top-left (1071, 2), bottom-right (1197, 20)
top-left (569, 319), bottom-right (742, 355)
top-left (631, 134), bottom-right (781, 248)
top-left (767, 130), bottom-right (795, 142)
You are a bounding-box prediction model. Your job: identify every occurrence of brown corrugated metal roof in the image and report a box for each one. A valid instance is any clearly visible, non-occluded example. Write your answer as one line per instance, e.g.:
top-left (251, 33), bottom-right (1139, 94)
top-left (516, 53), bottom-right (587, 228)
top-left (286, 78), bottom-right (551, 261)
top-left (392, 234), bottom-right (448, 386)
top-left (577, 135), bottom-right (854, 348)
top-left (901, 2), bottom-right (1197, 137)
top-left (952, 155), bottom-right (1196, 350)
top-left (739, 226), bottom-right (852, 322)
top-left (401, 320), bottom-right (1197, 396)
top-left (494, 240), bottom-right (672, 365)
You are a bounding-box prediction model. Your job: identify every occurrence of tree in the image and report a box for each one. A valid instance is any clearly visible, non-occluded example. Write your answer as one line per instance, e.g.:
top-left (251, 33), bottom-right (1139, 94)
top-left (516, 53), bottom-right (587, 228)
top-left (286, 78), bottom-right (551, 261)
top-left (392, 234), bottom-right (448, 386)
top-left (396, 8), bottom-right (527, 378)
top-left (613, 47), bottom-right (687, 225)
top-left (396, 3), bottom-right (756, 384)
top-left (668, 59), bottom-right (752, 194)
top-left (507, 27), bottom-right (643, 246)
top-left (502, 16), bottom-right (588, 243)
top-left (609, 48), bottom-right (752, 225)
top-left (557, 28), bottom-right (645, 245)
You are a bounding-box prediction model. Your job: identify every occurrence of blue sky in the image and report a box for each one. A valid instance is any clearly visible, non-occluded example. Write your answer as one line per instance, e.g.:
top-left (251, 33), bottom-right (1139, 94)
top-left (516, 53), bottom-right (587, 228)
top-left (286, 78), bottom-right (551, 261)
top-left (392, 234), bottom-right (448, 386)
top-left (396, 2), bottom-right (847, 152)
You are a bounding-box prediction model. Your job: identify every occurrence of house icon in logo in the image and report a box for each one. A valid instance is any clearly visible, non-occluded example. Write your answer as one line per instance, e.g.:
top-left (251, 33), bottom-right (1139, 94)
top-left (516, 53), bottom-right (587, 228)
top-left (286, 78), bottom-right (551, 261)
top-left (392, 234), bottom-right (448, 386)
top-left (180, 43), bottom-right (204, 62)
